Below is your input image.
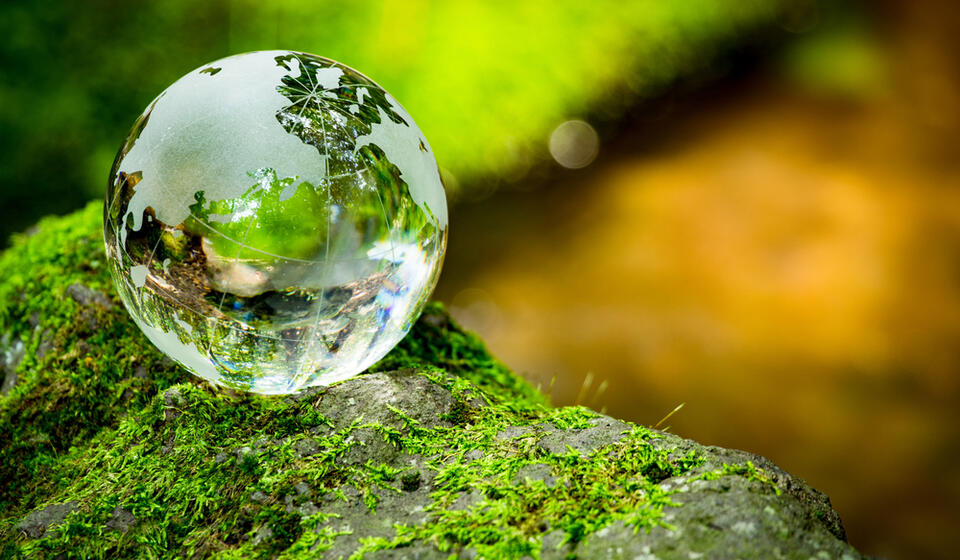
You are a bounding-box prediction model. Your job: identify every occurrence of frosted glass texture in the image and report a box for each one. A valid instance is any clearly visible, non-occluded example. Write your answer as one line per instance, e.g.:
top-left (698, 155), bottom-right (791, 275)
top-left (104, 51), bottom-right (447, 394)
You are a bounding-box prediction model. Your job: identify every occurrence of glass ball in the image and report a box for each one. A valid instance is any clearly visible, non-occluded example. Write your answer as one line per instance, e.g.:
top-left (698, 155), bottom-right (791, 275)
top-left (103, 51), bottom-right (447, 394)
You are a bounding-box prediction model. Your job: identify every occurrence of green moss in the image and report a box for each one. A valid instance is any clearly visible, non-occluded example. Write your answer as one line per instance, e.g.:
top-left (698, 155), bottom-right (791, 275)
top-left (693, 461), bottom-right (781, 495)
top-left (0, 205), bottom-right (781, 558)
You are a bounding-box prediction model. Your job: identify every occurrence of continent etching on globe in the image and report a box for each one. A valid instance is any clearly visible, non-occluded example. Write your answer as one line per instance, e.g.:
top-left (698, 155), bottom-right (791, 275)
top-left (104, 50), bottom-right (448, 394)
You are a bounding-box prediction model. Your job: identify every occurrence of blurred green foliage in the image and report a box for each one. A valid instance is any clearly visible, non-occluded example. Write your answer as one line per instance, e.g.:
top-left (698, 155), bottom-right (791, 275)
top-left (0, 0), bottom-right (784, 241)
top-left (779, 13), bottom-right (887, 97)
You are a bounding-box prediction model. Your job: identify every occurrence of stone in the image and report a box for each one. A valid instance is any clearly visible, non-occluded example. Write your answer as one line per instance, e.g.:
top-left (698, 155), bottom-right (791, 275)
top-left (338, 427), bottom-right (402, 467)
top-left (647, 432), bottom-right (849, 541)
top-left (1, 334), bottom-right (24, 395)
top-left (65, 283), bottom-right (113, 309)
top-left (316, 369), bottom-right (467, 432)
top-left (35, 330), bottom-right (54, 361)
top-left (462, 449), bottom-right (484, 462)
top-left (513, 463), bottom-right (558, 487)
top-left (2, 349), bottom-right (865, 558)
top-left (14, 501), bottom-right (78, 539)
top-left (104, 506), bottom-right (136, 533)
top-left (449, 489), bottom-right (485, 511)
top-left (162, 386), bottom-right (186, 421)
top-left (494, 425), bottom-right (534, 441)
top-left (540, 529), bottom-right (573, 557)
top-left (315, 483), bottom-right (436, 558)
top-left (292, 437), bottom-right (321, 459)
top-left (251, 524), bottom-right (273, 545)
top-left (536, 416), bottom-right (631, 457)
top-left (365, 544), bottom-right (450, 559)
top-left (3, 363), bottom-right (865, 559)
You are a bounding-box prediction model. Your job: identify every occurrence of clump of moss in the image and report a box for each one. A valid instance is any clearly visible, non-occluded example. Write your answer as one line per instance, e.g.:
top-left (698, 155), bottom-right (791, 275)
top-left (0, 205), bottom-right (855, 559)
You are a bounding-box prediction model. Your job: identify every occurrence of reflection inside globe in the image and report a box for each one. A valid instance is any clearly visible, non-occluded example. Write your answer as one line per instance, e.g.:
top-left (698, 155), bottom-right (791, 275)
top-left (103, 51), bottom-right (447, 394)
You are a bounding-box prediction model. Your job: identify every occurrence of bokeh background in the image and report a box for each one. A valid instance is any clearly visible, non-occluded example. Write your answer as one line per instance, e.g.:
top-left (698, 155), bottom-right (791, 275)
top-left (2, 0), bottom-right (957, 557)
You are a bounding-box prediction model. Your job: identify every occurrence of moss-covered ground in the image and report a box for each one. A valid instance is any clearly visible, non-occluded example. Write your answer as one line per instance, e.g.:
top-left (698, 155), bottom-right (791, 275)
top-left (0, 204), bottom-right (796, 558)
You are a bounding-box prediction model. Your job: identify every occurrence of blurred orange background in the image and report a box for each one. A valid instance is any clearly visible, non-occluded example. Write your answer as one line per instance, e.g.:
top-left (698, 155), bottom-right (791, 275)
top-left (435, 1), bottom-right (959, 558)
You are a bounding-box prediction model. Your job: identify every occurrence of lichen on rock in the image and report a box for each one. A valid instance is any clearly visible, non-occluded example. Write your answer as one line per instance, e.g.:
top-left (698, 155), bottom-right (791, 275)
top-left (0, 203), bottom-right (865, 559)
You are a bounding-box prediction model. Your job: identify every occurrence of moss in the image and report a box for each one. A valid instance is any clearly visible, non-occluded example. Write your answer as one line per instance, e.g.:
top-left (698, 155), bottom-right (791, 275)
top-left (692, 461), bottom-right (781, 495)
top-left (0, 205), bottom-right (789, 559)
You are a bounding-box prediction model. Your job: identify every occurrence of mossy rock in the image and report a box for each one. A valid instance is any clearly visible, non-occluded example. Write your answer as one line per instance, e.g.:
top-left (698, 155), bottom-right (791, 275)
top-left (0, 203), bottom-right (864, 559)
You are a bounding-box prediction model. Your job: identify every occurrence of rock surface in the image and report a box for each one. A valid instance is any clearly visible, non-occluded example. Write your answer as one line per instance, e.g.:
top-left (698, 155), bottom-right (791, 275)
top-left (12, 502), bottom-right (77, 539)
top-left (0, 205), bottom-right (866, 559)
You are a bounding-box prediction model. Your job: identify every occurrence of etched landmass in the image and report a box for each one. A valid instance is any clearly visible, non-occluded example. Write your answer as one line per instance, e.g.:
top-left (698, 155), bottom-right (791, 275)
top-left (120, 52), bottom-right (338, 245)
top-left (355, 100), bottom-right (448, 227)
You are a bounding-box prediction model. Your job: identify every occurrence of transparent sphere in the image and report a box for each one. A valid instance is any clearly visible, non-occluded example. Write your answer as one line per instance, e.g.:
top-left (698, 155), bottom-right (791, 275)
top-left (104, 51), bottom-right (447, 394)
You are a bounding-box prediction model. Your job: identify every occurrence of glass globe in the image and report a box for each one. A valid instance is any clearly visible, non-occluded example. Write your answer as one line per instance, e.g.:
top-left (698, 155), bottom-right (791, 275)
top-left (103, 51), bottom-right (447, 394)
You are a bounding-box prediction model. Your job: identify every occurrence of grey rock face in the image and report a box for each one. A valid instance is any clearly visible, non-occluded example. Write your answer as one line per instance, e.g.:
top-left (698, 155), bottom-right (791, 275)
top-left (513, 463), bottom-right (558, 487)
top-left (572, 478), bottom-right (851, 560)
top-left (104, 506), bottom-right (136, 533)
top-left (293, 437), bottom-right (321, 458)
top-left (162, 386), bottom-right (186, 422)
top-left (1, 334), bottom-right (24, 395)
top-left (494, 425), bottom-right (533, 441)
top-left (365, 544), bottom-right (451, 559)
top-left (536, 416), bottom-right (632, 457)
top-left (647, 432), bottom-right (849, 542)
top-left (551, 431), bottom-right (862, 560)
top-left (14, 501), bottom-right (78, 538)
top-left (35, 329), bottom-right (54, 361)
top-left (315, 369), bottom-right (467, 432)
top-left (65, 283), bottom-right (113, 309)
top-left (314, 483), bottom-right (438, 560)
top-left (8, 370), bottom-right (864, 560)
top-left (298, 373), bottom-right (861, 559)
